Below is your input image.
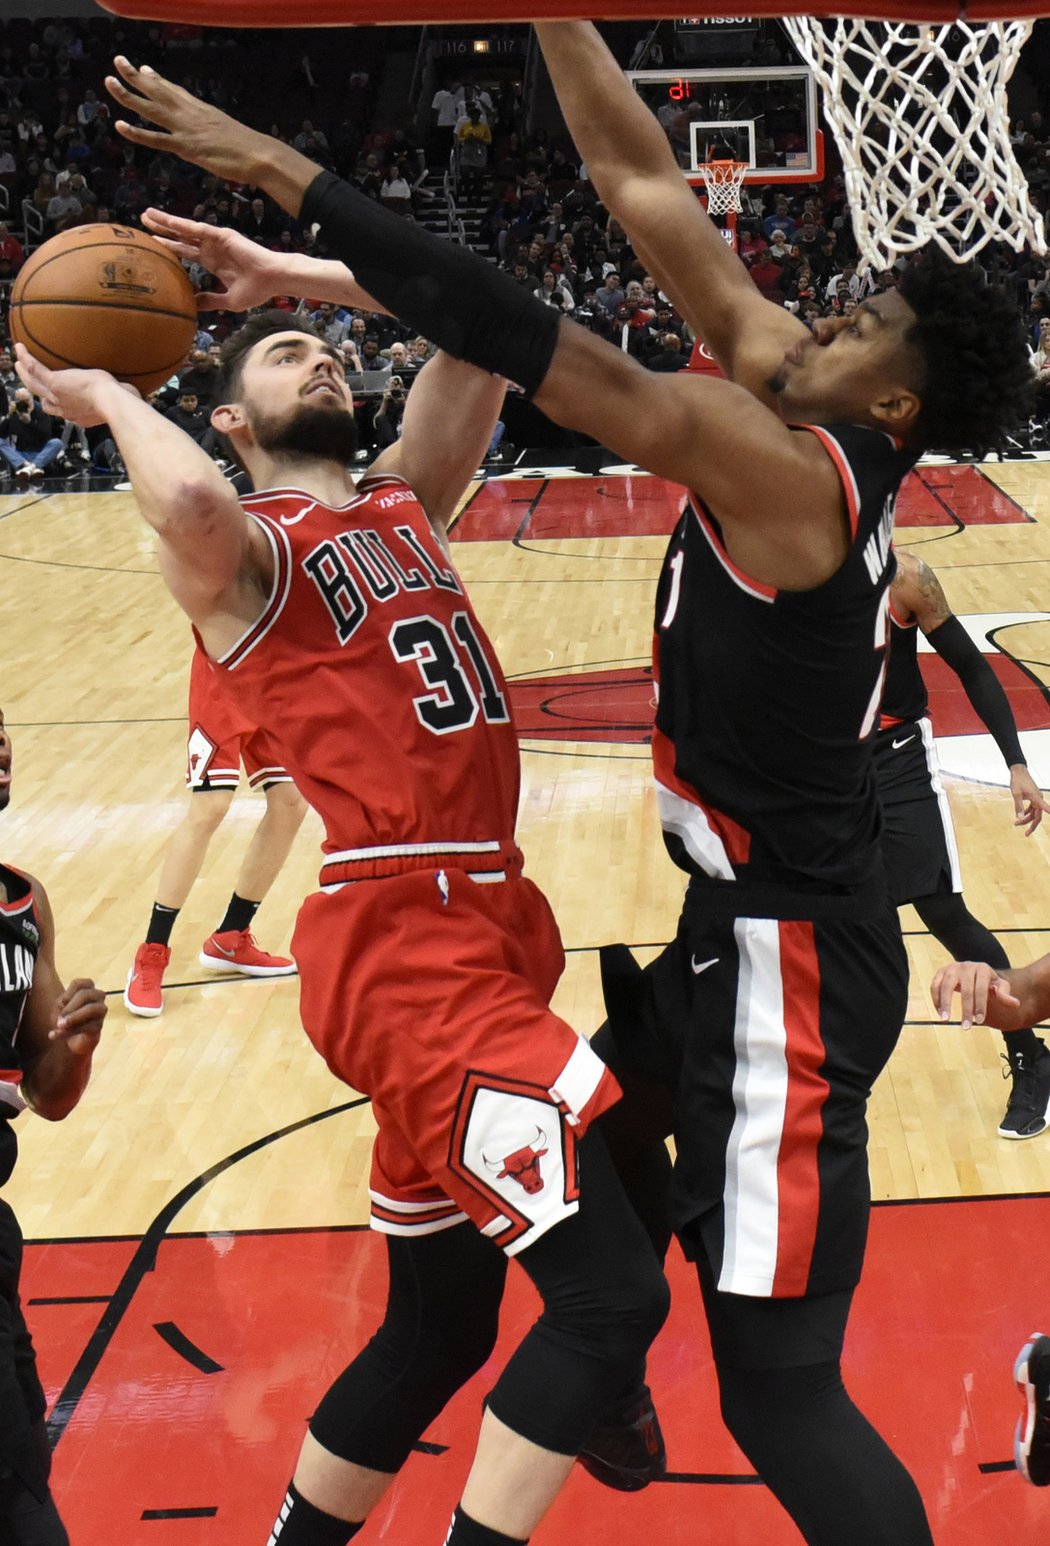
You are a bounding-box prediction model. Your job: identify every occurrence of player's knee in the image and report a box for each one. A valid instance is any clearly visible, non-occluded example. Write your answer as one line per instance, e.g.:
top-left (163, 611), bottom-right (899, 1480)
top-left (716, 1360), bottom-right (844, 1463)
top-left (186, 790), bottom-right (233, 832)
top-left (264, 781), bottom-right (308, 827)
top-left (544, 1249), bottom-right (670, 1374)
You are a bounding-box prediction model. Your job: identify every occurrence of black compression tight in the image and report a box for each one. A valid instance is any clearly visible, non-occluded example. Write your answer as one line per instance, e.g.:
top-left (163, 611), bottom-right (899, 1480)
top-left (310, 1131), bottom-right (669, 1470)
top-left (697, 1266), bottom-right (934, 1546)
top-left (911, 891), bottom-right (1010, 972)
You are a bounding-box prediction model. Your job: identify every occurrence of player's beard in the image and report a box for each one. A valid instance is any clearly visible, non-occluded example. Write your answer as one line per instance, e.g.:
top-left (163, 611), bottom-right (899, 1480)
top-left (249, 399), bottom-right (359, 465)
top-left (0, 785), bottom-right (9, 813)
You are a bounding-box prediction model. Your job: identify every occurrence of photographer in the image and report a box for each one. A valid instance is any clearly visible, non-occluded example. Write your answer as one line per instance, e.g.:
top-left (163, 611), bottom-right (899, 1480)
top-left (0, 389), bottom-right (63, 481)
top-left (374, 374), bottom-right (407, 449)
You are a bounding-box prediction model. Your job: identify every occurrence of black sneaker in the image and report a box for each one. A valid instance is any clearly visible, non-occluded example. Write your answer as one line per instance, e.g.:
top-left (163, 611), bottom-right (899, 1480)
top-left (998, 1047), bottom-right (1050, 1139)
top-left (577, 1384), bottom-right (666, 1492)
top-left (1014, 1334), bottom-right (1050, 1485)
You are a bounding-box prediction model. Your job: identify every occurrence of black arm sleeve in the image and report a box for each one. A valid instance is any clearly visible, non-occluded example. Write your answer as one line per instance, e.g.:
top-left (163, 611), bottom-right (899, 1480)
top-left (928, 615), bottom-right (1025, 766)
top-left (300, 170), bottom-right (561, 396)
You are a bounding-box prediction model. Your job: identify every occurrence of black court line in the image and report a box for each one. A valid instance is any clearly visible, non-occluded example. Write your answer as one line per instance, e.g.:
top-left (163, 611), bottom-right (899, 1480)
top-left (0, 495), bottom-right (47, 523)
top-left (978, 1460), bottom-right (1018, 1474)
top-left (412, 1440), bottom-right (449, 1456)
top-left (0, 550), bottom-right (157, 575)
top-left (976, 466), bottom-right (1036, 523)
top-left (7, 717), bottom-right (183, 729)
top-left (141, 1507), bottom-right (218, 1520)
top-left (153, 1320), bottom-right (225, 1374)
top-left (28, 1294), bottom-right (112, 1306)
top-left (47, 1095), bottom-right (369, 1447)
top-left (657, 1471), bottom-right (763, 1486)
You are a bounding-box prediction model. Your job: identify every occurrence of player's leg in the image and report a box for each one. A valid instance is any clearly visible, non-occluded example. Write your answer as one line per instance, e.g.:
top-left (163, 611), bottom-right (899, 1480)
top-left (200, 750), bottom-right (305, 977)
top-left (451, 1129), bottom-right (668, 1542)
top-left (700, 1270), bottom-right (932, 1546)
top-left (266, 1223), bottom-right (508, 1542)
top-left (672, 898), bottom-right (926, 1542)
top-left (124, 788), bottom-right (234, 1017)
top-left (264, 1133), bottom-right (667, 1545)
top-left (0, 1201), bottom-right (70, 1546)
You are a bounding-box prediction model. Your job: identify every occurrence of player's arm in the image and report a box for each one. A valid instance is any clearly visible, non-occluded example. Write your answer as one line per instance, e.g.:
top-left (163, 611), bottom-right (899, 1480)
top-left (139, 208), bottom-right (391, 318)
top-left (931, 956), bottom-right (1050, 1032)
top-left (17, 876), bottom-right (104, 1122)
top-left (13, 345), bottom-right (271, 630)
top-left (900, 549), bottom-right (1049, 834)
top-left (371, 355), bottom-right (506, 536)
top-left (103, 60), bottom-right (844, 583)
top-left (532, 22), bottom-right (805, 388)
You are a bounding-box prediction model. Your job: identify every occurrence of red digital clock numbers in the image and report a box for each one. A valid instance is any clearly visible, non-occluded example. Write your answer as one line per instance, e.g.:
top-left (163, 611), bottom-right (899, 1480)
top-left (669, 79), bottom-right (693, 101)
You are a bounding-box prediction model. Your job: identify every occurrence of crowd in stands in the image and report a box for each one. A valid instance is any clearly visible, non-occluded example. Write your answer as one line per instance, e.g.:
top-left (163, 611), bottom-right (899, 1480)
top-left (0, 13), bottom-right (1050, 479)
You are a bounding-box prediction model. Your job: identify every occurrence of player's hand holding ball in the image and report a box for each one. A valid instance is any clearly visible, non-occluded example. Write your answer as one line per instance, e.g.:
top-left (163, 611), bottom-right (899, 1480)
top-left (14, 343), bottom-right (133, 429)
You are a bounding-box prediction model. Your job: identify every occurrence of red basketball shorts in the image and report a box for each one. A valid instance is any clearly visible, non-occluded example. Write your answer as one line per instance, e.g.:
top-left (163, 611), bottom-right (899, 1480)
top-left (185, 649), bottom-right (290, 793)
top-left (293, 862), bottom-right (621, 1256)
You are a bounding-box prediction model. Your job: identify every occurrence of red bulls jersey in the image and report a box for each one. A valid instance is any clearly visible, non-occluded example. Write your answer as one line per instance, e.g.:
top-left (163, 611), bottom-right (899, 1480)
top-left (215, 473), bottom-right (520, 870)
top-left (653, 424), bottom-right (917, 895)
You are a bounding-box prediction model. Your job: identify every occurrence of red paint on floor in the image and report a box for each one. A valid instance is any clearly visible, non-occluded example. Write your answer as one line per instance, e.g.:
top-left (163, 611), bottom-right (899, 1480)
top-left (510, 666), bottom-right (655, 743)
top-left (452, 466), bottom-right (1029, 545)
top-left (23, 1196), bottom-right (1050, 1543)
top-left (922, 654), bottom-right (1050, 736)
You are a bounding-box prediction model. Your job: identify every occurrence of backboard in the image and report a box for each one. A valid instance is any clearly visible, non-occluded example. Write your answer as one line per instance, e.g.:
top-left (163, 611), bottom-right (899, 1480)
top-left (626, 66), bottom-right (825, 187)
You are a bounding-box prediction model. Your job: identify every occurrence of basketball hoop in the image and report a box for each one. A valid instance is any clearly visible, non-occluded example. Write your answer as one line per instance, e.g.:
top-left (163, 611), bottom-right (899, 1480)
top-left (700, 161), bottom-right (748, 218)
top-left (782, 18), bottom-right (1047, 269)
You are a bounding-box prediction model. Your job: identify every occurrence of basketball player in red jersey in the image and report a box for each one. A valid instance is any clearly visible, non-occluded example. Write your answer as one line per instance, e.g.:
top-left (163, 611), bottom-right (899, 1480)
top-left (98, 36), bottom-right (1033, 1546)
top-left (124, 640), bottom-right (305, 1018)
top-left (15, 230), bottom-right (669, 1543)
top-left (878, 548), bottom-right (1050, 1136)
top-left (0, 706), bottom-right (107, 1544)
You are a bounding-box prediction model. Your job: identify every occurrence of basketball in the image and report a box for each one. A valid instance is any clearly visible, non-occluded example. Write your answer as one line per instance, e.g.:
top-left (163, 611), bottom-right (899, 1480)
top-left (9, 223), bottom-right (198, 396)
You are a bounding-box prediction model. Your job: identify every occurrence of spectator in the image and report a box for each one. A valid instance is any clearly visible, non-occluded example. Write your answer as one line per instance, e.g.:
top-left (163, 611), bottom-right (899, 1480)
top-left (0, 222), bottom-right (24, 278)
top-left (537, 268), bottom-right (575, 311)
top-left (359, 336), bottom-right (392, 388)
top-left (380, 161), bottom-right (413, 216)
top-left (292, 118), bottom-right (329, 159)
top-left (761, 195), bottom-right (797, 242)
top-left (594, 269), bottom-right (625, 316)
top-left (429, 78), bottom-right (463, 165)
top-left (456, 103), bottom-right (492, 202)
top-left (646, 332), bottom-right (687, 372)
top-left (0, 388), bottom-right (63, 480)
top-left (310, 301), bottom-right (352, 349)
top-left (373, 374), bottom-right (407, 448)
top-left (45, 181), bottom-right (82, 233)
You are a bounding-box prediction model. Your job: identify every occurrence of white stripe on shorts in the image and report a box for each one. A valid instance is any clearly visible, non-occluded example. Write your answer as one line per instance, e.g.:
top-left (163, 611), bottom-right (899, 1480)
top-left (918, 716), bottom-right (963, 892)
top-left (720, 917), bottom-right (789, 1297)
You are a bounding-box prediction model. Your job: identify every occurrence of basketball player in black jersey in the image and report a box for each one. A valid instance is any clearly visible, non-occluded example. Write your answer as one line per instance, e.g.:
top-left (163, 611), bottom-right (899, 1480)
top-left (84, 43), bottom-right (1029, 1546)
top-left (0, 707), bottom-right (107, 1544)
top-left (880, 548), bottom-right (1050, 1137)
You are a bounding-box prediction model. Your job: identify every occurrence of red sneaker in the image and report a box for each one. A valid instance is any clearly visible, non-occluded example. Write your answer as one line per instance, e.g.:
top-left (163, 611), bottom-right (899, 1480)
top-left (199, 929), bottom-right (296, 978)
top-left (124, 941), bottom-right (171, 1018)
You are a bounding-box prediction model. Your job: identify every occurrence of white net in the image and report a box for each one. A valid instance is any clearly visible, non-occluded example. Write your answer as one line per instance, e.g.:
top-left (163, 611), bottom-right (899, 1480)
top-left (699, 159), bottom-right (749, 216)
top-left (782, 17), bottom-right (1047, 270)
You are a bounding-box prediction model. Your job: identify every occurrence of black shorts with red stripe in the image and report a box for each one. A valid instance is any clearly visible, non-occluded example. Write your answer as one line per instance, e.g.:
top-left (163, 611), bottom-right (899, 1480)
top-left (604, 876), bottom-right (907, 1300)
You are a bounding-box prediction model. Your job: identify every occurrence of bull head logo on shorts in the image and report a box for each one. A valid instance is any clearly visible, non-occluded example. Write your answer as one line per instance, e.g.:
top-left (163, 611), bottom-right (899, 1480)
top-left (483, 1126), bottom-right (549, 1195)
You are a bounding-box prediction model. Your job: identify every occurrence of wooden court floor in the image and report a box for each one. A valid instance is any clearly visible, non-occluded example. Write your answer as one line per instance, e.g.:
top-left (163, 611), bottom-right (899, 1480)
top-left (5, 457), bottom-right (1050, 1541)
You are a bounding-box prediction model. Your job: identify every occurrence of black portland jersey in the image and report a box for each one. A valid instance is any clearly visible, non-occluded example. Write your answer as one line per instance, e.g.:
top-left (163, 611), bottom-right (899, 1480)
top-left (879, 602), bottom-right (927, 728)
top-left (0, 863), bottom-right (38, 1187)
top-left (653, 423), bottom-right (917, 893)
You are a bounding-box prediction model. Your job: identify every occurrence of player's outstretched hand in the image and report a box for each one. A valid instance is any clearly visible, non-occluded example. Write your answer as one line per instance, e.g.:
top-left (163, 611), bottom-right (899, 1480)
top-left (1010, 764), bottom-right (1049, 836)
top-left (50, 979), bottom-right (106, 1056)
top-left (13, 343), bottom-right (126, 427)
top-left (931, 960), bottom-right (1022, 1031)
top-left (106, 57), bottom-right (267, 184)
top-left (141, 208), bottom-right (284, 313)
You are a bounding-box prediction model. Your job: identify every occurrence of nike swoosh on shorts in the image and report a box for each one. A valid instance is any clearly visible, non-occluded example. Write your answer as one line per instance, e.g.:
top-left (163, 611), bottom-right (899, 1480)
top-left (691, 956), bottom-right (719, 975)
top-left (892, 735), bottom-right (916, 749)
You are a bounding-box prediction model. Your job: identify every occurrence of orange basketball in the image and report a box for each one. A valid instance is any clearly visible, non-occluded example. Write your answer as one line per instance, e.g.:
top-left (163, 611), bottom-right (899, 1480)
top-left (10, 223), bottom-right (198, 395)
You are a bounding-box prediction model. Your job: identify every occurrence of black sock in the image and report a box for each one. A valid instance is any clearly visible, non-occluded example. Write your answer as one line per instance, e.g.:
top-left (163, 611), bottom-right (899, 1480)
top-left (217, 893), bottom-right (260, 935)
top-left (445, 1508), bottom-right (528, 1546)
top-left (145, 903), bottom-right (179, 947)
top-left (1002, 1028), bottom-right (1046, 1061)
top-left (267, 1481), bottom-right (362, 1544)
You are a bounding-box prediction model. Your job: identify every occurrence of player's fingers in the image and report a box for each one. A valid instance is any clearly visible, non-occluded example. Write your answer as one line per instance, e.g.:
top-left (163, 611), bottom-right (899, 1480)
top-left (146, 234), bottom-right (200, 262)
top-left (195, 291), bottom-right (229, 313)
top-left (931, 966), bottom-right (957, 1021)
top-left (113, 121), bottom-right (173, 151)
top-left (141, 208), bottom-right (205, 241)
top-left (991, 980), bottom-right (1022, 1010)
